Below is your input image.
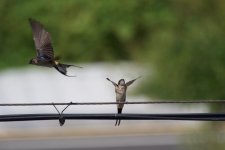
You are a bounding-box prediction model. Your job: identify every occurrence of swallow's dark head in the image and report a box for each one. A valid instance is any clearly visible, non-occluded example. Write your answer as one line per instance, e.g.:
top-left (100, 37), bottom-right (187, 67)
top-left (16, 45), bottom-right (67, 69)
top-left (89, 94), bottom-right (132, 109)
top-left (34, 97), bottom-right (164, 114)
top-left (118, 79), bottom-right (125, 86)
top-left (29, 58), bottom-right (37, 64)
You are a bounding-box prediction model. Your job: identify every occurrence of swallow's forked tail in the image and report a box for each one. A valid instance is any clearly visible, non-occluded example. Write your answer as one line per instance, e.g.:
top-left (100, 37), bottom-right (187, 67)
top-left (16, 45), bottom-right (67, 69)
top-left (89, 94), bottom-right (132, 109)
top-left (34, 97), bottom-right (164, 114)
top-left (54, 63), bottom-right (82, 77)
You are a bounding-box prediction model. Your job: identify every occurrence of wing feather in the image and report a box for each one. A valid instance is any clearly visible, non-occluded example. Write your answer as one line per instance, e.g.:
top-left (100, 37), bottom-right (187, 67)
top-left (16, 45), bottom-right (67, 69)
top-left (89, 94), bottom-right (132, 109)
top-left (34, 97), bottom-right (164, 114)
top-left (29, 18), bottom-right (54, 59)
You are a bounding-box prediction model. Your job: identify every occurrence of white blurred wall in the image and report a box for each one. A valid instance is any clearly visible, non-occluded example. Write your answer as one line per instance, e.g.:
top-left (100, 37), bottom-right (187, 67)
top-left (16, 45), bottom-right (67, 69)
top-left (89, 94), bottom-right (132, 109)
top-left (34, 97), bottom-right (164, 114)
top-left (0, 63), bottom-right (208, 136)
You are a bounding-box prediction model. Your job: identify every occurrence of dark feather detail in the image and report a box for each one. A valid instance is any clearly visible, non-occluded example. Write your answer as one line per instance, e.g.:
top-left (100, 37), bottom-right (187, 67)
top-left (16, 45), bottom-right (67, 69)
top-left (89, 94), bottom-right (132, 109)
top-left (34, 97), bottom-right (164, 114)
top-left (54, 63), bottom-right (76, 77)
top-left (29, 18), bottom-right (54, 60)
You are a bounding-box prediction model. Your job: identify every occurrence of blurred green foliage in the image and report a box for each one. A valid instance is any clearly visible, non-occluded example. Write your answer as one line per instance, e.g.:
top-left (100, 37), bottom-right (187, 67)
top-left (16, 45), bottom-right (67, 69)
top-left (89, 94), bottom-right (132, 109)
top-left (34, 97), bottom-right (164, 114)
top-left (1, 0), bottom-right (225, 101)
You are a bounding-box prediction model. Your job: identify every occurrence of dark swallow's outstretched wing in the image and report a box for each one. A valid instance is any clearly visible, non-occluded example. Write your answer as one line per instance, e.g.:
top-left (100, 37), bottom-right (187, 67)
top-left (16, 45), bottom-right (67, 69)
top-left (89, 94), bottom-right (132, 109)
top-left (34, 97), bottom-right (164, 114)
top-left (29, 18), bottom-right (54, 60)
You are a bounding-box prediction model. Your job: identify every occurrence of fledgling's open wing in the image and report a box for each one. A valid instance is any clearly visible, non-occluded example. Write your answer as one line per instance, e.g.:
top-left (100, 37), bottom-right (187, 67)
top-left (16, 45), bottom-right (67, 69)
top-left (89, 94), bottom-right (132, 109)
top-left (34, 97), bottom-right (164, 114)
top-left (106, 78), bottom-right (118, 87)
top-left (126, 76), bottom-right (142, 86)
top-left (29, 18), bottom-right (54, 60)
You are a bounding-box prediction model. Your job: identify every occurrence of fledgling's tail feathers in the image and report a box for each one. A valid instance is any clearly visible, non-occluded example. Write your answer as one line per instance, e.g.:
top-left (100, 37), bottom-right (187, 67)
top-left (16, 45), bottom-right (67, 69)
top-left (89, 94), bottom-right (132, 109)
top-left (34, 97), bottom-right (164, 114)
top-left (115, 108), bottom-right (122, 126)
top-left (54, 63), bottom-right (77, 77)
top-left (118, 108), bottom-right (122, 114)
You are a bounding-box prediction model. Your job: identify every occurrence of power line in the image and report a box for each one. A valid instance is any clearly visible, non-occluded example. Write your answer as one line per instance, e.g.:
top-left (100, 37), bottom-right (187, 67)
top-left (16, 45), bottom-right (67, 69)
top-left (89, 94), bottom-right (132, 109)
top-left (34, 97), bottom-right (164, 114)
top-left (0, 101), bottom-right (224, 123)
top-left (0, 100), bottom-right (225, 106)
top-left (0, 113), bottom-right (225, 122)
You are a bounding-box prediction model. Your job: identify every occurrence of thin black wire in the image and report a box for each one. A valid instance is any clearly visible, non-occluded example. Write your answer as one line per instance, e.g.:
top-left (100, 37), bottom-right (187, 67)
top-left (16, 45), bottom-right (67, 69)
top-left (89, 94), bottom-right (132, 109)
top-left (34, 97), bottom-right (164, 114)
top-left (1, 113), bottom-right (225, 122)
top-left (0, 100), bottom-right (225, 106)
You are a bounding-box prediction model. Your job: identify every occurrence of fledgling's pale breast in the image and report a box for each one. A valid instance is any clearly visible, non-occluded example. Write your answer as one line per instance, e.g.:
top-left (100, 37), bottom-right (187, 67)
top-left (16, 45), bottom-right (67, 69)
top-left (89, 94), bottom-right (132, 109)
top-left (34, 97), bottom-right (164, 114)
top-left (115, 85), bottom-right (127, 109)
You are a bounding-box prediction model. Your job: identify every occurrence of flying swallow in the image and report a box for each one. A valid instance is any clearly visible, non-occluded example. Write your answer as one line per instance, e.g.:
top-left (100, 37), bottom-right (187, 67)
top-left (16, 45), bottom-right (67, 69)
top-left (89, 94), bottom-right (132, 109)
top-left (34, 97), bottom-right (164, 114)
top-left (106, 76), bottom-right (141, 126)
top-left (28, 18), bottom-right (82, 77)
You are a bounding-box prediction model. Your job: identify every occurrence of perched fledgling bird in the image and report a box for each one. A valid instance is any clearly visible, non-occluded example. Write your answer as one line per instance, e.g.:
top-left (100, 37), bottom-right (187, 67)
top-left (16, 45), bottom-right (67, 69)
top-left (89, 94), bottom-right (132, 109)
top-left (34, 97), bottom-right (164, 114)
top-left (28, 18), bottom-right (81, 77)
top-left (106, 76), bottom-right (141, 126)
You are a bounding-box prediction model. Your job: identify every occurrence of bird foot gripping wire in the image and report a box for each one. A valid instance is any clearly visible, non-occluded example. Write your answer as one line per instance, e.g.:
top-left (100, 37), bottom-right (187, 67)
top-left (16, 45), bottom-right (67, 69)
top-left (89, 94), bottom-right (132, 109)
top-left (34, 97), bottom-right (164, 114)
top-left (115, 119), bottom-right (121, 126)
top-left (52, 102), bottom-right (72, 126)
top-left (114, 114), bottom-right (121, 126)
